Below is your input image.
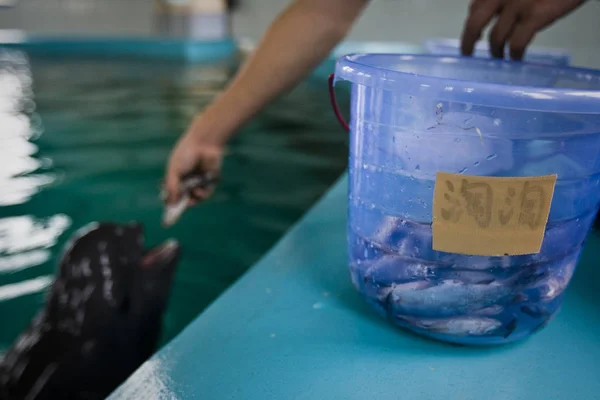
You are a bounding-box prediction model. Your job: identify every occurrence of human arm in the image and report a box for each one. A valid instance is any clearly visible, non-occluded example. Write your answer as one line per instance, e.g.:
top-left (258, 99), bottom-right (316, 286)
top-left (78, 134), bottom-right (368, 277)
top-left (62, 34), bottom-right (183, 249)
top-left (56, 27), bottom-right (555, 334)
top-left (164, 0), bottom-right (368, 205)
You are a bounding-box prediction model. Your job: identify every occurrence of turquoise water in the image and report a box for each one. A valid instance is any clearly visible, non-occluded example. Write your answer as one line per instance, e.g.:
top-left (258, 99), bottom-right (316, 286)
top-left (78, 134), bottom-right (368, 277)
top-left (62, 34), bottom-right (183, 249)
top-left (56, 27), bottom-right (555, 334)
top-left (0, 48), bottom-right (349, 352)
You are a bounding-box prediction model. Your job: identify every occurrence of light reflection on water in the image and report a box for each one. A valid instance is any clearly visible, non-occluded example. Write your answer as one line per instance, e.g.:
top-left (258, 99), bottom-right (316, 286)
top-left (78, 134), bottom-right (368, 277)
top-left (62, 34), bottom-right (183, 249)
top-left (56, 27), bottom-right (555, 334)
top-left (0, 276), bottom-right (53, 302)
top-left (0, 250), bottom-right (51, 273)
top-left (0, 49), bottom-right (66, 285)
top-left (0, 49), bottom-right (55, 207)
top-left (0, 214), bottom-right (71, 254)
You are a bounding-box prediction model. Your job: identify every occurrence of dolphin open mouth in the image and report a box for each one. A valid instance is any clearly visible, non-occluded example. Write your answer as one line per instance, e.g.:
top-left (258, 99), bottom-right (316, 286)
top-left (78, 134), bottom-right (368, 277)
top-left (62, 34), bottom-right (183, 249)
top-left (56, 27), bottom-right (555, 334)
top-left (141, 239), bottom-right (180, 268)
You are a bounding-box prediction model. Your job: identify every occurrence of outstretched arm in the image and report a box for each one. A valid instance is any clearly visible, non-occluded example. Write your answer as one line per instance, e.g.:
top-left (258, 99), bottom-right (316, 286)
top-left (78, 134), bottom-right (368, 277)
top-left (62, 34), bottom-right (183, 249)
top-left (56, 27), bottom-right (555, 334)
top-left (188, 0), bottom-right (368, 147)
top-left (164, 0), bottom-right (368, 206)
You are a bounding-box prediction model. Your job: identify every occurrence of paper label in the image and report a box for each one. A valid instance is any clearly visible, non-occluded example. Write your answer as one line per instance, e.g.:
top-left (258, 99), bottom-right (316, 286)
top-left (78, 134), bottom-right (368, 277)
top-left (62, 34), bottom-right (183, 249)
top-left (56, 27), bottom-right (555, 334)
top-left (432, 172), bottom-right (557, 256)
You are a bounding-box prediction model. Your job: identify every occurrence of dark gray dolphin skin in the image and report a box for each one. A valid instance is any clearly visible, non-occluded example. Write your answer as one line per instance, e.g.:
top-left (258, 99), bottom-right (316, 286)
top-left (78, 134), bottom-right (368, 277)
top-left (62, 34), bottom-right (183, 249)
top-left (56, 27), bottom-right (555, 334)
top-left (0, 221), bottom-right (181, 400)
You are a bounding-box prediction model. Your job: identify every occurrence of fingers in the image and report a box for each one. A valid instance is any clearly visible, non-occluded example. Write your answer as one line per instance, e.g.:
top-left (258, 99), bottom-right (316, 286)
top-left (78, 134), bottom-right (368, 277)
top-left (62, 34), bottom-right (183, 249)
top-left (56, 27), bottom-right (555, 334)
top-left (192, 187), bottom-right (212, 200)
top-left (488, 1), bottom-right (523, 59)
top-left (461, 0), bottom-right (503, 56)
top-left (185, 188), bottom-right (214, 209)
top-left (187, 198), bottom-right (199, 208)
top-left (507, 0), bottom-right (583, 61)
top-left (164, 166), bottom-right (181, 205)
top-left (463, 0), bottom-right (584, 62)
top-left (508, 21), bottom-right (537, 61)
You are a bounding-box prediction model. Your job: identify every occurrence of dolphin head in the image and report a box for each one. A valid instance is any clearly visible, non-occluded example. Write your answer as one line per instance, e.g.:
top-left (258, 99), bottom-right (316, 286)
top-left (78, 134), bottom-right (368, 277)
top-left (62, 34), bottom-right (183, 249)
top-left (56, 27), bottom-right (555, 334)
top-left (0, 221), bottom-right (182, 400)
top-left (52, 221), bottom-right (181, 319)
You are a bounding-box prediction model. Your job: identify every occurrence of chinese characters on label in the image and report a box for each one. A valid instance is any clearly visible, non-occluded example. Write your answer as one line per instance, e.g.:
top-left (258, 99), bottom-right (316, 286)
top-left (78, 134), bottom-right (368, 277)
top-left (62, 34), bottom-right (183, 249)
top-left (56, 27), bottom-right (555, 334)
top-left (440, 178), bottom-right (548, 229)
top-left (433, 172), bottom-right (557, 256)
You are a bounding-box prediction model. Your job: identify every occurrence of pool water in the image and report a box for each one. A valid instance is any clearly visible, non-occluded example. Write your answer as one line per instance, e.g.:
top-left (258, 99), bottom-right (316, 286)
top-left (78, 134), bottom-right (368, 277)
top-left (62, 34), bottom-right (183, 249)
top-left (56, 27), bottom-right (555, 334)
top-left (0, 48), bottom-right (349, 353)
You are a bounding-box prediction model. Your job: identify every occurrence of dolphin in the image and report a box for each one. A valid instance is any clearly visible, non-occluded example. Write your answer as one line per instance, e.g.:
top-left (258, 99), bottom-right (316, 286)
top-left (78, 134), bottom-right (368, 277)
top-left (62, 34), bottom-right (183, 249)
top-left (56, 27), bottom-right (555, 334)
top-left (0, 221), bottom-right (181, 400)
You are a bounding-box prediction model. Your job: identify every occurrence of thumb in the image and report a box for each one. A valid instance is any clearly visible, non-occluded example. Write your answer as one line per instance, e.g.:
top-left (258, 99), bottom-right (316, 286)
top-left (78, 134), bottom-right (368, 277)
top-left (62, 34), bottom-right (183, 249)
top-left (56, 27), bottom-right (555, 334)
top-left (164, 167), bottom-right (181, 205)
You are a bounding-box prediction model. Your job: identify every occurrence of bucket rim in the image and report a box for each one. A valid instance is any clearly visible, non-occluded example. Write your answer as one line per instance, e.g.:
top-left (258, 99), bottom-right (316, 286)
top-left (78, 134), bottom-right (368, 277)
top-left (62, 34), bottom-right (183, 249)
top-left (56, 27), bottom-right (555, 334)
top-left (334, 53), bottom-right (600, 114)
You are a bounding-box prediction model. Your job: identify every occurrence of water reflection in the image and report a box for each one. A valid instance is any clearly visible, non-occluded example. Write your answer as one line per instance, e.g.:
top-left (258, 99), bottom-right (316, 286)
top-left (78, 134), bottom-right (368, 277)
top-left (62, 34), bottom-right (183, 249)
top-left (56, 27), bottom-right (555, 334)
top-left (0, 275), bottom-right (53, 302)
top-left (0, 214), bottom-right (71, 254)
top-left (0, 50), bottom-right (70, 288)
top-left (0, 48), bottom-right (54, 206)
top-left (0, 250), bottom-right (51, 273)
top-left (0, 214), bottom-right (71, 276)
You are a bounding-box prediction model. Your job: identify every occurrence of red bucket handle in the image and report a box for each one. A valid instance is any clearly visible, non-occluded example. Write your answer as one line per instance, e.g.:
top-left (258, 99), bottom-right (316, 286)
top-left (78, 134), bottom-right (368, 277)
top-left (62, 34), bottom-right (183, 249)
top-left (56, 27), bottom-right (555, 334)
top-left (328, 73), bottom-right (350, 132)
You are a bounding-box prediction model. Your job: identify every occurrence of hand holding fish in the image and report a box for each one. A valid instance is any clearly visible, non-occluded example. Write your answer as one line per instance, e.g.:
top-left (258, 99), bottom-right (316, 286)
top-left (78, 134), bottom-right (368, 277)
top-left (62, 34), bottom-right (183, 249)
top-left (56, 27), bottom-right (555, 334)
top-left (163, 118), bottom-right (223, 226)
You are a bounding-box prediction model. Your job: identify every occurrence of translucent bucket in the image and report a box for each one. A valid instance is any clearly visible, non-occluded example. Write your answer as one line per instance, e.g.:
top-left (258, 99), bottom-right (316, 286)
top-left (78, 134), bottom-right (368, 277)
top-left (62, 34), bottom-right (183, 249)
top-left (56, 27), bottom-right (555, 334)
top-left (330, 54), bottom-right (600, 346)
top-left (424, 38), bottom-right (571, 66)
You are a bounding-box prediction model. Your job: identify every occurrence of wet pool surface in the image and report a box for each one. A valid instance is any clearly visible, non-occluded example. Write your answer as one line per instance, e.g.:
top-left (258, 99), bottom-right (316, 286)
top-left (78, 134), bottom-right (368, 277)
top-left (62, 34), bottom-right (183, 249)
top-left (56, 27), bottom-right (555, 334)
top-left (0, 48), bottom-right (348, 352)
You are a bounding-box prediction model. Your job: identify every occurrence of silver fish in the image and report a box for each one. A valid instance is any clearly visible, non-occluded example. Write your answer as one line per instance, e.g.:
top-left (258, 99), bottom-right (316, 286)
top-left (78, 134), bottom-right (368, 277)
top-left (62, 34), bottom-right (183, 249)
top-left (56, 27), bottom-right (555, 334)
top-left (391, 279), bottom-right (513, 318)
top-left (398, 315), bottom-right (503, 336)
top-left (521, 305), bottom-right (551, 318)
top-left (362, 255), bottom-right (435, 284)
top-left (438, 269), bottom-right (497, 285)
top-left (372, 279), bottom-right (432, 304)
top-left (391, 267), bottom-right (539, 318)
top-left (532, 276), bottom-right (568, 301)
top-left (161, 171), bottom-right (219, 227)
top-left (474, 305), bottom-right (504, 316)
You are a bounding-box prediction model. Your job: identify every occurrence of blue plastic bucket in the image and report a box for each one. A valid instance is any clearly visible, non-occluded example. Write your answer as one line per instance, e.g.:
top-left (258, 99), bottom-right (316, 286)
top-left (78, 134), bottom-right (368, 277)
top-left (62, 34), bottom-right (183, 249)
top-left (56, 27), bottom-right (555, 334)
top-left (330, 53), bottom-right (600, 345)
top-left (424, 38), bottom-right (571, 66)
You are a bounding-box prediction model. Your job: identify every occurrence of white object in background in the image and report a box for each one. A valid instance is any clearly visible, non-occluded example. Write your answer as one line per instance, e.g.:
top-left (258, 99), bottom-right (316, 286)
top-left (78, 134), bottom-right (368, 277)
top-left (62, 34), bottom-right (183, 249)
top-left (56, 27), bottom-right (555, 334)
top-left (191, 0), bottom-right (224, 13)
top-left (153, 0), bottom-right (229, 40)
top-left (0, 29), bottom-right (26, 43)
top-left (61, 0), bottom-right (96, 14)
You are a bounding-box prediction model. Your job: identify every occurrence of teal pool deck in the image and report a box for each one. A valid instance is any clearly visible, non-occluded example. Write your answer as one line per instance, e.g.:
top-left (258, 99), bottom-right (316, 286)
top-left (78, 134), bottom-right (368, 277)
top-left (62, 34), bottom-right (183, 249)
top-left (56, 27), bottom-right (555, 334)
top-left (2, 34), bottom-right (598, 399)
top-left (109, 173), bottom-right (600, 399)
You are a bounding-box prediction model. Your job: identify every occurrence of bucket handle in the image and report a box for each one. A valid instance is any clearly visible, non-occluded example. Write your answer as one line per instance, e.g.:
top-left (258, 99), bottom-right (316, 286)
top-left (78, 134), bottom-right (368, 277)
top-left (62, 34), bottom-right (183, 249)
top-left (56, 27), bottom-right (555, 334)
top-left (328, 73), bottom-right (350, 132)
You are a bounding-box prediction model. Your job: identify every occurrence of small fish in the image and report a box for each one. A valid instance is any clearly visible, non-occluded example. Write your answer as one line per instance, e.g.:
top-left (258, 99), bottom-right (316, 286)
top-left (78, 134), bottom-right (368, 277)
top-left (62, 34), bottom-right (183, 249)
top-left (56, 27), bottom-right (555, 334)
top-left (522, 276), bottom-right (568, 302)
top-left (530, 316), bottom-right (553, 334)
top-left (161, 171), bottom-right (219, 227)
top-left (538, 277), bottom-right (567, 301)
top-left (503, 318), bottom-right (518, 339)
top-left (511, 293), bottom-right (528, 304)
top-left (397, 315), bottom-right (503, 336)
top-left (475, 305), bottom-right (504, 316)
top-left (370, 216), bottom-right (432, 258)
top-left (515, 268), bottom-right (552, 287)
top-left (520, 305), bottom-right (551, 318)
top-left (390, 278), bottom-right (513, 318)
top-left (439, 269), bottom-right (497, 285)
top-left (371, 280), bottom-right (433, 304)
top-left (391, 264), bottom-right (551, 318)
top-left (362, 255), bottom-right (435, 284)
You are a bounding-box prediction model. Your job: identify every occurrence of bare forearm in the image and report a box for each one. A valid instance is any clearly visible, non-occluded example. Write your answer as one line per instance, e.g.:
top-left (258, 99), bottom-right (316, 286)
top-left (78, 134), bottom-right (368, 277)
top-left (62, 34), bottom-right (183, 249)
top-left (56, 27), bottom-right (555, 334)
top-left (196, 0), bottom-right (367, 144)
